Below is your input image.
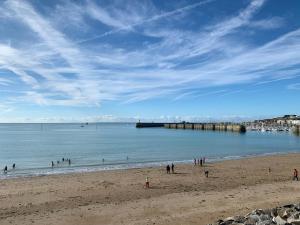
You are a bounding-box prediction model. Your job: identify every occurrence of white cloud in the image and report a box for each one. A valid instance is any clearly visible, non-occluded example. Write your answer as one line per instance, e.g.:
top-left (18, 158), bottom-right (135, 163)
top-left (287, 83), bottom-right (300, 90)
top-left (248, 17), bottom-right (285, 30)
top-left (0, 0), bottom-right (299, 109)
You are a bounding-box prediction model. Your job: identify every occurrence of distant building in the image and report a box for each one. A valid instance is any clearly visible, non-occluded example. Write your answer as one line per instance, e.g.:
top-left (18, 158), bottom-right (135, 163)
top-left (254, 115), bottom-right (300, 126)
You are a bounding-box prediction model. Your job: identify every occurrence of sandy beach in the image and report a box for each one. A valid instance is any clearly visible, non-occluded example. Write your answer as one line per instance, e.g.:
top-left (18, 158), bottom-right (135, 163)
top-left (1, 153), bottom-right (300, 225)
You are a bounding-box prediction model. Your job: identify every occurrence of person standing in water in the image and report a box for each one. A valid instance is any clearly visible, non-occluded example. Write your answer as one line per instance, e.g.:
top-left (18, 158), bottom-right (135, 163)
top-left (51, 161), bottom-right (54, 168)
top-left (12, 163), bottom-right (15, 169)
top-left (3, 166), bottom-right (7, 174)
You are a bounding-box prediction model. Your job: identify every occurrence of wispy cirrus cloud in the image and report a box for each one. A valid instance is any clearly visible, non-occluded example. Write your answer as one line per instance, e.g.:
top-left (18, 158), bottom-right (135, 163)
top-left (0, 0), bottom-right (299, 111)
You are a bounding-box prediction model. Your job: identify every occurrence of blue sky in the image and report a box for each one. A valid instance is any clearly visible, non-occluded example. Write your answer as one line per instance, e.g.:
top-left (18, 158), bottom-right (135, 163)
top-left (0, 0), bottom-right (300, 122)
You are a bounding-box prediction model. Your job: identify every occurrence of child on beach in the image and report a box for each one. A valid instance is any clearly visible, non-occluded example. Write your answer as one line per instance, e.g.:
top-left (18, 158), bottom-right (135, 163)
top-left (293, 169), bottom-right (298, 181)
top-left (145, 177), bottom-right (150, 188)
top-left (204, 170), bottom-right (209, 178)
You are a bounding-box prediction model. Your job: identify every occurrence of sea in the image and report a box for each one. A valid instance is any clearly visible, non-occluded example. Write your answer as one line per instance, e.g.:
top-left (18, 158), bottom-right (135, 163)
top-left (0, 123), bottom-right (300, 179)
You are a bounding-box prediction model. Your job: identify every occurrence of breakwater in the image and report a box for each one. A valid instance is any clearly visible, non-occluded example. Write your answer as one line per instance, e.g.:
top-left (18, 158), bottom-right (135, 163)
top-left (136, 122), bottom-right (164, 128)
top-left (136, 122), bottom-right (246, 133)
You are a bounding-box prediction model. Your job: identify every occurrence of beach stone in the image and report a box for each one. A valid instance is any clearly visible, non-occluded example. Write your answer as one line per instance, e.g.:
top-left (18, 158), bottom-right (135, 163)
top-left (257, 220), bottom-right (275, 225)
top-left (232, 216), bottom-right (246, 223)
top-left (260, 214), bottom-right (271, 221)
top-left (273, 216), bottom-right (288, 225)
top-left (284, 209), bottom-right (295, 218)
top-left (223, 217), bottom-right (235, 222)
top-left (263, 209), bottom-right (273, 217)
top-left (220, 220), bottom-right (234, 225)
top-left (287, 218), bottom-right (300, 225)
top-left (244, 217), bottom-right (259, 225)
top-left (208, 204), bottom-right (300, 225)
top-left (247, 214), bottom-right (260, 222)
top-left (253, 209), bottom-right (266, 216)
top-left (278, 209), bottom-right (289, 219)
top-left (290, 212), bottom-right (300, 220)
top-left (272, 208), bottom-right (279, 217)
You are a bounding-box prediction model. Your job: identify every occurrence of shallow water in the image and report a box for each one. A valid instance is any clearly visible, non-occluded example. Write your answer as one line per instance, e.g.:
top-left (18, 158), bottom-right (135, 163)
top-left (0, 123), bottom-right (299, 178)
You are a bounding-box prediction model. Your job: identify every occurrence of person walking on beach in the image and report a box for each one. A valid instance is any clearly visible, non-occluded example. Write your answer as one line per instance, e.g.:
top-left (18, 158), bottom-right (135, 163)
top-left (293, 169), bottom-right (299, 181)
top-left (171, 163), bottom-right (175, 173)
top-left (204, 170), bottom-right (209, 178)
top-left (166, 165), bottom-right (170, 174)
top-left (200, 158), bottom-right (203, 167)
top-left (194, 158), bottom-right (196, 166)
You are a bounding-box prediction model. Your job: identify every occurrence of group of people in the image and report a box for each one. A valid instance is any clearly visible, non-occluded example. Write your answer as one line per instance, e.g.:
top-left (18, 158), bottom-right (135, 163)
top-left (3, 163), bottom-right (16, 174)
top-left (194, 157), bottom-right (209, 177)
top-left (166, 163), bottom-right (175, 174)
top-left (144, 163), bottom-right (176, 189)
top-left (51, 158), bottom-right (71, 168)
top-left (194, 157), bottom-right (206, 167)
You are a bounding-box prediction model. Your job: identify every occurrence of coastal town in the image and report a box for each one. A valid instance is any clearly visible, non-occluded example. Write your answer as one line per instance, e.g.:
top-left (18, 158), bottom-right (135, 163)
top-left (246, 115), bottom-right (300, 133)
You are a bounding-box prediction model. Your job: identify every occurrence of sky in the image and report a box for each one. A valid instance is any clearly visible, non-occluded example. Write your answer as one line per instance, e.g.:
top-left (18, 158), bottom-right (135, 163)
top-left (0, 0), bottom-right (300, 123)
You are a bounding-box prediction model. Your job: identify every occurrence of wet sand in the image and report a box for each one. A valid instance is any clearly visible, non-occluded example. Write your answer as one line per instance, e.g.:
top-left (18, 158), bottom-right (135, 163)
top-left (1, 153), bottom-right (300, 225)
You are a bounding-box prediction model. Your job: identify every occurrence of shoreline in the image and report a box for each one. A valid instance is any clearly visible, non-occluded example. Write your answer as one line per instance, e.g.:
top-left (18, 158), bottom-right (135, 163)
top-left (1, 150), bottom-right (299, 180)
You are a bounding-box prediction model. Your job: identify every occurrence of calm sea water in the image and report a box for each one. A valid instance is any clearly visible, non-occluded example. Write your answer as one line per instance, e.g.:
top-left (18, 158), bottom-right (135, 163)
top-left (0, 123), bottom-right (300, 179)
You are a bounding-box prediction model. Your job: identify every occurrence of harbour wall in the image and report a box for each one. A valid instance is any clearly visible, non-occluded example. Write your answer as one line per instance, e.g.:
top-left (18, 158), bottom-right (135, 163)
top-left (164, 123), bottom-right (246, 133)
top-left (136, 122), bottom-right (246, 133)
top-left (136, 122), bottom-right (164, 128)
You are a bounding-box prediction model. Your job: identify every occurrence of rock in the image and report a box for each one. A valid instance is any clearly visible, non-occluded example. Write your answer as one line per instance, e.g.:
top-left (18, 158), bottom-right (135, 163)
top-left (257, 220), bottom-right (275, 225)
top-left (271, 208), bottom-right (279, 217)
top-left (208, 203), bottom-right (300, 225)
top-left (283, 204), bottom-right (294, 208)
top-left (232, 216), bottom-right (246, 223)
top-left (290, 212), bottom-right (300, 220)
top-left (220, 220), bottom-right (234, 225)
top-left (260, 214), bottom-right (271, 221)
top-left (284, 208), bottom-right (295, 218)
top-left (224, 217), bottom-right (235, 222)
top-left (253, 209), bottom-right (266, 216)
top-left (273, 216), bottom-right (288, 225)
top-left (247, 214), bottom-right (260, 223)
top-left (287, 218), bottom-right (300, 225)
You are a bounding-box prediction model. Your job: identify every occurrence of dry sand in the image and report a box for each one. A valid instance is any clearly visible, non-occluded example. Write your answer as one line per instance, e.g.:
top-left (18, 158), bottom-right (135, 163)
top-left (1, 153), bottom-right (300, 225)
